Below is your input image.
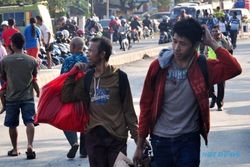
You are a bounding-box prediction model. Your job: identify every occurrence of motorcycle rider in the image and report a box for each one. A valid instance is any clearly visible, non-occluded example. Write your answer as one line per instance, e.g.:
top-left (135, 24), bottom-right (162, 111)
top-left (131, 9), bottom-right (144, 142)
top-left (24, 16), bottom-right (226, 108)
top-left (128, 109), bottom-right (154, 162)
top-left (109, 16), bottom-right (120, 42)
top-left (130, 15), bottom-right (142, 39)
top-left (59, 19), bottom-right (78, 38)
top-left (85, 18), bottom-right (103, 37)
top-left (118, 19), bottom-right (131, 49)
top-left (142, 14), bottom-right (153, 36)
top-left (158, 17), bottom-right (171, 33)
top-left (158, 17), bottom-right (172, 42)
top-left (177, 9), bottom-right (192, 21)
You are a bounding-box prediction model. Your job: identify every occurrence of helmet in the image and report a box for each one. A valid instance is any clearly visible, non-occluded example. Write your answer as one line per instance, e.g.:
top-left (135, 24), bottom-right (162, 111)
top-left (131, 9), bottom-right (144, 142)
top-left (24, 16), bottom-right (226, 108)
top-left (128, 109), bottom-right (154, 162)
top-left (134, 15), bottom-right (139, 20)
top-left (162, 16), bottom-right (169, 22)
top-left (62, 29), bottom-right (70, 39)
top-left (76, 29), bottom-right (84, 37)
top-left (1, 20), bottom-right (8, 26)
top-left (145, 14), bottom-right (150, 18)
top-left (121, 19), bottom-right (126, 23)
top-left (55, 31), bottom-right (64, 41)
top-left (110, 15), bottom-right (115, 20)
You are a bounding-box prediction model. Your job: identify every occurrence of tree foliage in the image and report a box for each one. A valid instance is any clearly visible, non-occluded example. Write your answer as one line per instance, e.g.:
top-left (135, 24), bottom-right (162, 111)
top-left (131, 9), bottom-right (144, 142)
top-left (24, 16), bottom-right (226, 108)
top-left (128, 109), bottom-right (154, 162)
top-left (120, 0), bottom-right (145, 14)
top-left (156, 0), bottom-right (172, 6)
top-left (0, 0), bottom-right (88, 18)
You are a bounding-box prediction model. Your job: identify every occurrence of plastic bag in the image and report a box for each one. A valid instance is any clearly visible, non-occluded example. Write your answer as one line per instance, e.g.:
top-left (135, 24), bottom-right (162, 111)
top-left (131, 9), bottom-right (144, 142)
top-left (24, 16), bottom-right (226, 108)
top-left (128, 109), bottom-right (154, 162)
top-left (35, 67), bottom-right (89, 132)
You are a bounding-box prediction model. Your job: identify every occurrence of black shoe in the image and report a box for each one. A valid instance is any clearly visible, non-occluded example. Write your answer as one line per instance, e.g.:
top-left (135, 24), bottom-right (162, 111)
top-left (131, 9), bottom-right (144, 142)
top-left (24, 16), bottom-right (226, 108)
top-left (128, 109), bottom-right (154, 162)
top-left (217, 107), bottom-right (223, 111)
top-left (80, 153), bottom-right (87, 158)
top-left (67, 144), bottom-right (79, 159)
top-left (210, 99), bottom-right (216, 108)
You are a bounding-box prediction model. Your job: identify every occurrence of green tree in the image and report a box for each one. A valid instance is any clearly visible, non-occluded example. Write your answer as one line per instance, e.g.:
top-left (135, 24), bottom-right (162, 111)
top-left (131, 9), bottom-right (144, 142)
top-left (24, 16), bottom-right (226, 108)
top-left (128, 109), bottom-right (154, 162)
top-left (120, 0), bottom-right (146, 14)
top-left (155, 0), bottom-right (171, 6)
top-left (47, 0), bottom-right (88, 18)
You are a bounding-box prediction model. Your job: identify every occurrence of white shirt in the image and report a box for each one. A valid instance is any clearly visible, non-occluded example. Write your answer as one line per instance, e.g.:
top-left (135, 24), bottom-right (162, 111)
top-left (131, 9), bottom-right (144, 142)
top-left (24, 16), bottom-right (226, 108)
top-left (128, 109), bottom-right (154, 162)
top-left (39, 23), bottom-right (51, 44)
top-left (219, 21), bottom-right (227, 33)
top-left (0, 43), bottom-right (7, 61)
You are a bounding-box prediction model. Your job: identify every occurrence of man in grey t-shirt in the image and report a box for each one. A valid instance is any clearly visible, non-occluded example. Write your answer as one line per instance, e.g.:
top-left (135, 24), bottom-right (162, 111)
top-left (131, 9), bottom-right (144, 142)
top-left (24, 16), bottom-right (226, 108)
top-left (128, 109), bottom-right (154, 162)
top-left (0, 33), bottom-right (38, 159)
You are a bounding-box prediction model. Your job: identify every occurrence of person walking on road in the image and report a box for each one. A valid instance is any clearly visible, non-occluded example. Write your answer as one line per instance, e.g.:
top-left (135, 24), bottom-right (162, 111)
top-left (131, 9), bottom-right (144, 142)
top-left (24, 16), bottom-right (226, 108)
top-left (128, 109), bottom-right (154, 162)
top-left (62, 36), bottom-right (138, 167)
top-left (60, 37), bottom-right (88, 159)
top-left (229, 11), bottom-right (241, 49)
top-left (205, 25), bottom-right (233, 111)
top-left (1, 19), bottom-right (19, 54)
top-left (0, 33), bottom-right (39, 159)
top-left (24, 17), bottom-right (41, 59)
top-left (36, 15), bottom-right (53, 69)
top-left (133, 18), bottom-right (242, 167)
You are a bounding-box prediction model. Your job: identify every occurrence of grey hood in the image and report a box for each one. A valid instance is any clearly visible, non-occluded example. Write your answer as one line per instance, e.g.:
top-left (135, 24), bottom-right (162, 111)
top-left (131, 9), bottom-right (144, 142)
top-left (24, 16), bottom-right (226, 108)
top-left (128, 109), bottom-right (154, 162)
top-left (158, 49), bottom-right (174, 69)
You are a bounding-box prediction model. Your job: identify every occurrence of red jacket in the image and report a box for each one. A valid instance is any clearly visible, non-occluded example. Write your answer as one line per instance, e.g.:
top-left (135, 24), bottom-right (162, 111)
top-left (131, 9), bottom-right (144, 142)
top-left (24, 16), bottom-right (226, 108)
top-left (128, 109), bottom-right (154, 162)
top-left (138, 47), bottom-right (242, 145)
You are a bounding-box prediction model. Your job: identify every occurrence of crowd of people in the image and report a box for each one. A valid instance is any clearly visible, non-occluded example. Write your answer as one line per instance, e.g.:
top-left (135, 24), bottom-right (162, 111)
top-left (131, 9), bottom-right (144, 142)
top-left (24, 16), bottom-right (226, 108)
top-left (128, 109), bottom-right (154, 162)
top-left (0, 8), bottom-right (244, 167)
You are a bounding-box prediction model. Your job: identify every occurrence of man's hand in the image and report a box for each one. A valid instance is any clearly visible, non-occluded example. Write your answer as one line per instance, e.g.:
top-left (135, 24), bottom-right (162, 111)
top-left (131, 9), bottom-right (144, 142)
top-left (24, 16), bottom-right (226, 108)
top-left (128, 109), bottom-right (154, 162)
top-left (133, 146), bottom-right (144, 167)
top-left (201, 25), bottom-right (220, 51)
top-left (74, 62), bottom-right (88, 71)
top-left (133, 137), bottom-right (150, 167)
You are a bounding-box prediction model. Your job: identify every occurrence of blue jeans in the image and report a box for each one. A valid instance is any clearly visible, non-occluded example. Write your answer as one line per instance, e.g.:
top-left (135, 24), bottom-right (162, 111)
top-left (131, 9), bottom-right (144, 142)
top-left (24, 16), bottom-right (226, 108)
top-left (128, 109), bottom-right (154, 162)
top-left (64, 131), bottom-right (87, 155)
top-left (151, 132), bottom-right (200, 167)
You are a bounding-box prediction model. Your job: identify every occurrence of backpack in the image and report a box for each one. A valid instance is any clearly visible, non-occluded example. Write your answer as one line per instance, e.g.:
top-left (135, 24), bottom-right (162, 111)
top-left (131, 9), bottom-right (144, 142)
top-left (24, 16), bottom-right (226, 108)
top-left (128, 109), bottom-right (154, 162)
top-left (83, 69), bottom-right (128, 106)
top-left (229, 18), bottom-right (240, 31)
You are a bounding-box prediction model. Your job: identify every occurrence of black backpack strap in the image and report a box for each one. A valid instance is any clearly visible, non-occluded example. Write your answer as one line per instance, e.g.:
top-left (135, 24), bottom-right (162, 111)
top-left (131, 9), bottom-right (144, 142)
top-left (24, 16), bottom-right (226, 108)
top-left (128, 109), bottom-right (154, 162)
top-left (84, 69), bottom-right (95, 106)
top-left (118, 69), bottom-right (128, 104)
top-left (197, 55), bottom-right (209, 88)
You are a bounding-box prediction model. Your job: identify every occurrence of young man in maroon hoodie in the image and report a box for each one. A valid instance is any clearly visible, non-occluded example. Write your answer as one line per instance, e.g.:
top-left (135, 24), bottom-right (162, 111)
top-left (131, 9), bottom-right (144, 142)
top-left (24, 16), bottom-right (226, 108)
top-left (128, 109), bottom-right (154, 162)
top-left (133, 18), bottom-right (241, 167)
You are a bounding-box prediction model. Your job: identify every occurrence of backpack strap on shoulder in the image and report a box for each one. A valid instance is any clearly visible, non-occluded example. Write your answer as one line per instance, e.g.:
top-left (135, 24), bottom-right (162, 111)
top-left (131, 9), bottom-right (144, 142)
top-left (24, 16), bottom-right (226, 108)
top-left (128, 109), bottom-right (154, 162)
top-left (197, 55), bottom-right (209, 88)
top-left (84, 69), bottom-right (95, 106)
top-left (118, 69), bottom-right (128, 104)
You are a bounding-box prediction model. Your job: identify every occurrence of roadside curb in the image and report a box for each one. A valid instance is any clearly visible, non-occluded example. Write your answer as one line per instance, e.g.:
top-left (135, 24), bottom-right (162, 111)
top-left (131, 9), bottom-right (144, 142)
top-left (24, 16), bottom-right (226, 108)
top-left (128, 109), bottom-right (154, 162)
top-left (109, 45), bottom-right (166, 66)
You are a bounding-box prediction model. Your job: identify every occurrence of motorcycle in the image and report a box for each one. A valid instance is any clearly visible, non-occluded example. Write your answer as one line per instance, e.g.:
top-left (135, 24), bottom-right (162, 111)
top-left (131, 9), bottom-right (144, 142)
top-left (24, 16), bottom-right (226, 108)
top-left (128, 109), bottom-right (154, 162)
top-left (158, 29), bottom-right (172, 44)
top-left (143, 26), bottom-right (153, 39)
top-left (120, 31), bottom-right (129, 51)
top-left (131, 28), bottom-right (139, 43)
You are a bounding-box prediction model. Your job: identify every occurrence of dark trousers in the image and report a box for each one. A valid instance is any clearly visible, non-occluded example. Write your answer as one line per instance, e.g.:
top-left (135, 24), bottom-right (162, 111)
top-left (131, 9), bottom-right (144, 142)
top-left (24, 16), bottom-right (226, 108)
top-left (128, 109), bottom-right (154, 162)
top-left (209, 82), bottom-right (225, 108)
top-left (230, 30), bottom-right (238, 48)
top-left (119, 34), bottom-right (131, 47)
top-left (85, 126), bottom-right (127, 167)
top-left (151, 132), bottom-right (200, 167)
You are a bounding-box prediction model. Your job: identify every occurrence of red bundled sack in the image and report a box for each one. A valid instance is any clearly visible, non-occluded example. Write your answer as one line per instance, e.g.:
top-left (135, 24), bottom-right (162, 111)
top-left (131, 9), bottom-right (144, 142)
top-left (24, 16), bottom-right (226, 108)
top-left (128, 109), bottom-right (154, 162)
top-left (35, 67), bottom-right (89, 132)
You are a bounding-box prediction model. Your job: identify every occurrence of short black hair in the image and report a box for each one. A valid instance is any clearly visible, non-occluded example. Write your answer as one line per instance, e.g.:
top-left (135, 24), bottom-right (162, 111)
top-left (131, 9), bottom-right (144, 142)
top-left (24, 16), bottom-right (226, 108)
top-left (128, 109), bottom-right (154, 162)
top-left (173, 18), bottom-right (203, 46)
top-left (90, 36), bottom-right (112, 61)
top-left (11, 33), bottom-right (25, 49)
top-left (36, 15), bottom-right (43, 22)
top-left (212, 25), bottom-right (220, 30)
top-left (8, 18), bottom-right (14, 26)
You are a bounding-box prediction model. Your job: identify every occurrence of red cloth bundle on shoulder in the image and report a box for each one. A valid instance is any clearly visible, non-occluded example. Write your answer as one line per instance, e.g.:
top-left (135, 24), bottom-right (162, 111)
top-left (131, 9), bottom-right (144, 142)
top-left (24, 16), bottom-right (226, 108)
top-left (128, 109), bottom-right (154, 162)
top-left (35, 67), bottom-right (89, 132)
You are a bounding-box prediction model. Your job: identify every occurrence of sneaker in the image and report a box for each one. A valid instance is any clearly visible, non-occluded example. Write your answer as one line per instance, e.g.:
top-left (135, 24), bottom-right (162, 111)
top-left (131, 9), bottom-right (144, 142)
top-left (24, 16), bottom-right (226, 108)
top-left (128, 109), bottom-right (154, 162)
top-left (217, 107), bottom-right (223, 111)
top-left (67, 144), bottom-right (79, 159)
top-left (209, 98), bottom-right (216, 108)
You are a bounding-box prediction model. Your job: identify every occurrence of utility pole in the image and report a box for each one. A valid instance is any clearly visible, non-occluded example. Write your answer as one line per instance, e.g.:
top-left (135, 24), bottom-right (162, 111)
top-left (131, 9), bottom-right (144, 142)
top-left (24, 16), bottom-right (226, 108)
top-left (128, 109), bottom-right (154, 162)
top-left (90, 0), bottom-right (94, 17)
top-left (106, 0), bottom-right (109, 19)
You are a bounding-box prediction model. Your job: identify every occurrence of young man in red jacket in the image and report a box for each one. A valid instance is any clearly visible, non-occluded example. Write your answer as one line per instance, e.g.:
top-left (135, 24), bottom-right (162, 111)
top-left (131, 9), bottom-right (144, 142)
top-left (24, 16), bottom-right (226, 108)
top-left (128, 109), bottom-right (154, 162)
top-left (133, 18), bottom-right (242, 167)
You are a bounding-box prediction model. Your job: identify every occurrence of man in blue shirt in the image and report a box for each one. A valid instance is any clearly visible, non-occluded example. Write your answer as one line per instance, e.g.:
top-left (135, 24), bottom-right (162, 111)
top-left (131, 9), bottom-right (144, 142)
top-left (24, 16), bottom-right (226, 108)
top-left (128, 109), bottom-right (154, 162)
top-left (229, 11), bottom-right (241, 49)
top-left (60, 37), bottom-right (88, 159)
